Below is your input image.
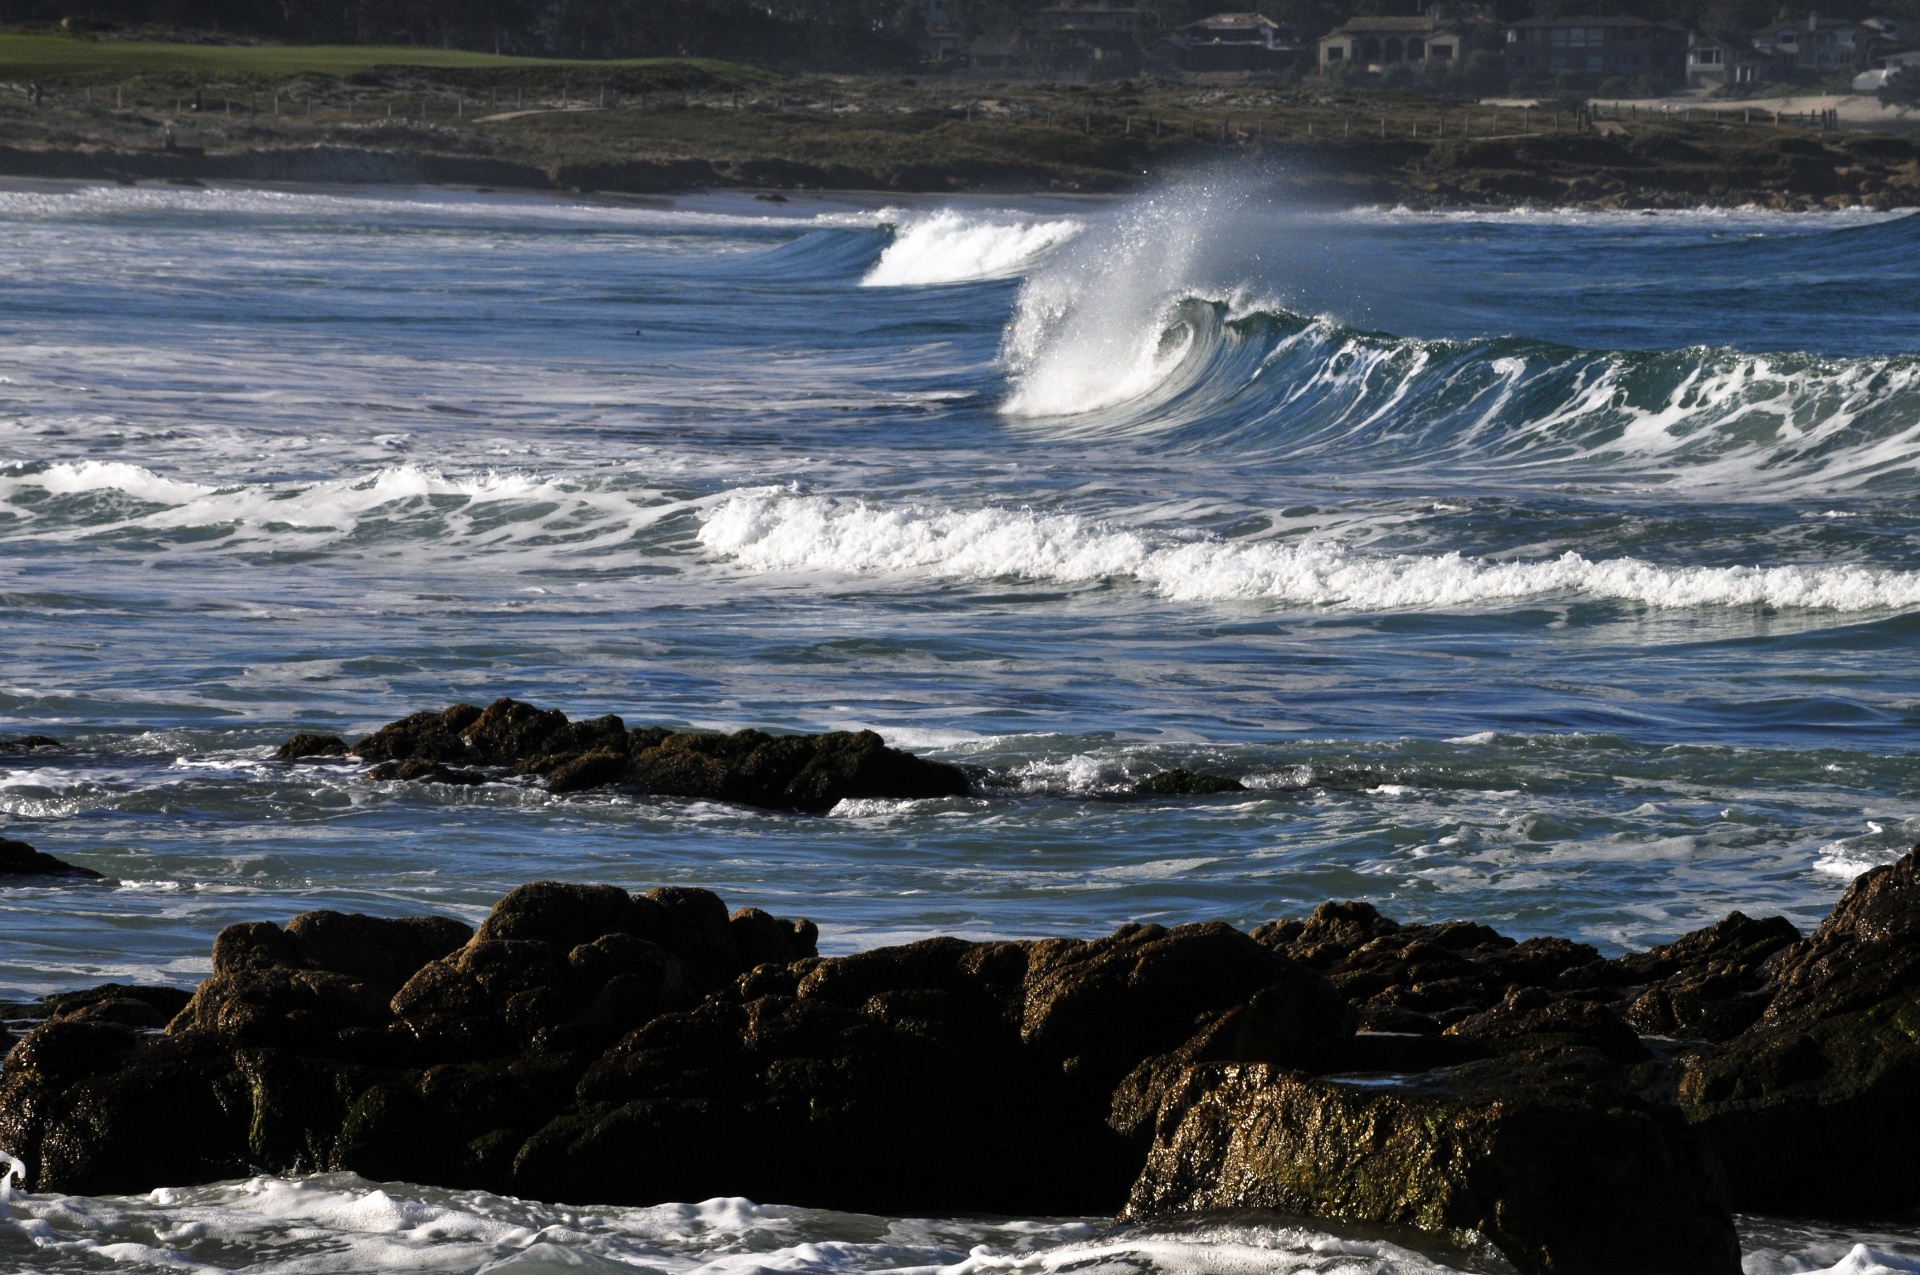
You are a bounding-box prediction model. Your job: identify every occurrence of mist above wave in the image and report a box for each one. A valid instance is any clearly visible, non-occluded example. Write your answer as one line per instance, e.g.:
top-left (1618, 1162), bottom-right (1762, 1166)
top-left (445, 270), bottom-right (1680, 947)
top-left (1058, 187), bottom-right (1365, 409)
top-left (698, 488), bottom-right (1920, 613)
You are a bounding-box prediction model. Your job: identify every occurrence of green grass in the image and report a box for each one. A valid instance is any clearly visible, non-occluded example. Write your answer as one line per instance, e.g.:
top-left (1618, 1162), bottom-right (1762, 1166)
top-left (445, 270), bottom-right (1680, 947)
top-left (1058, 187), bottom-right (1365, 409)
top-left (0, 32), bottom-right (756, 82)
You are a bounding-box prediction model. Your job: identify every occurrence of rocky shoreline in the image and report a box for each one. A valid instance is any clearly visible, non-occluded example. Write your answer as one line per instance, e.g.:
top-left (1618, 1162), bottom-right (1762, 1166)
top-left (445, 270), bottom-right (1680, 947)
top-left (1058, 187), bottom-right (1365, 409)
top-left (3, 841), bottom-right (1918, 1272)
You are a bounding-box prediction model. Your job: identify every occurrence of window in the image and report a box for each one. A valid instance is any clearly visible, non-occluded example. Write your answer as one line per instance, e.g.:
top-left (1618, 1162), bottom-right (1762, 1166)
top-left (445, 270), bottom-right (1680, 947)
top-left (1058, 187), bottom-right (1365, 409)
top-left (1325, 44), bottom-right (1342, 59)
top-left (1431, 41), bottom-right (1452, 58)
top-left (1407, 37), bottom-right (1423, 57)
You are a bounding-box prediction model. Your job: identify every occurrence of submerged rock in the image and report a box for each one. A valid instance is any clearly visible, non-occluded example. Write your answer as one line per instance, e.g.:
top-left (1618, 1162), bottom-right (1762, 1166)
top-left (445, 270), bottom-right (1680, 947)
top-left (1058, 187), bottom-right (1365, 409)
top-left (279, 698), bottom-right (971, 813)
top-left (0, 837), bottom-right (102, 881)
top-left (1130, 769), bottom-right (1246, 797)
top-left (0, 735), bottom-right (61, 754)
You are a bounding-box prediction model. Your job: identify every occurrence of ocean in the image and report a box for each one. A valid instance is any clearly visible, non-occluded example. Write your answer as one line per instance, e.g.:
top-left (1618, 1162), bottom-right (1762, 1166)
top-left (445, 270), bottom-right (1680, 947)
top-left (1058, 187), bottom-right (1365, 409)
top-left (0, 175), bottom-right (1916, 1271)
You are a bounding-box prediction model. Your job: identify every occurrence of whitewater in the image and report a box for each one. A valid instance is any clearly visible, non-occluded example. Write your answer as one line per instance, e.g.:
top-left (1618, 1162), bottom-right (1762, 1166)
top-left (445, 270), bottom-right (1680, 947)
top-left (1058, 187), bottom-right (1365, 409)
top-left (1, 175), bottom-right (1919, 1270)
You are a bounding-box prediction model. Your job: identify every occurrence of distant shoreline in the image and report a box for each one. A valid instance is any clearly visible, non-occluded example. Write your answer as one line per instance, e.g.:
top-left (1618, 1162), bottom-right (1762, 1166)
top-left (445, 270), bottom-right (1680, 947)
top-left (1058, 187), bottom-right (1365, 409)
top-left (2, 137), bottom-right (1917, 212)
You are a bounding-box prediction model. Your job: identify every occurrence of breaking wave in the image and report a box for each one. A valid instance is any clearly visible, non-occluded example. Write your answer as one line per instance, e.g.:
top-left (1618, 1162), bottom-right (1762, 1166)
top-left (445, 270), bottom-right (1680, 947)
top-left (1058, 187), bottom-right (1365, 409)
top-left (863, 210), bottom-right (1082, 287)
top-left (997, 188), bottom-right (1920, 495)
top-left (697, 488), bottom-right (1920, 612)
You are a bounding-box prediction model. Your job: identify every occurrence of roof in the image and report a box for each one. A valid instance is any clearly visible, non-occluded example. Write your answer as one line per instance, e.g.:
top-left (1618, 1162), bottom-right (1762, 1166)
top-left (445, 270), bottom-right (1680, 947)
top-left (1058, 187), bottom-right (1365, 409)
top-left (1329, 15), bottom-right (1456, 34)
top-left (1506, 14), bottom-right (1681, 28)
top-left (1758, 16), bottom-right (1867, 31)
top-left (1184, 11), bottom-right (1283, 30)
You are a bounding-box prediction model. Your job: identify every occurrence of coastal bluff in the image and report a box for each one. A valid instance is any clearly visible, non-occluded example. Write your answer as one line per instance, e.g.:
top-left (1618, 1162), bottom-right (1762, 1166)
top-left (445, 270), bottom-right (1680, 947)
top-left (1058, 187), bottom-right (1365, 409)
top-left (7, 856), bottom-right (1920, 1270)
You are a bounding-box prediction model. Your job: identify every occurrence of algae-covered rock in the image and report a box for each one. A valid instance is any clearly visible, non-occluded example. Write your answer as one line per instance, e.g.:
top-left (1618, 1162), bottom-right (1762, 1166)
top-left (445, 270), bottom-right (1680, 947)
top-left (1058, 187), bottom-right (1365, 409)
top-left (1127, 1052), bottom-right (1740, 1275)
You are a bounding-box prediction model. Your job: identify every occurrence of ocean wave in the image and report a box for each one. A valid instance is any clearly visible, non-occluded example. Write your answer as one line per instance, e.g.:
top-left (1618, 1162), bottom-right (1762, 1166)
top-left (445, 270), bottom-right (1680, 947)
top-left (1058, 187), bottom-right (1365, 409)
top-left (697, 489), bottom-right (1920, 612)
top-left (863, 210), bottom-right (1082, 287)
top-left (0, 461), bottom-right (690, 557)
top-left (995, 187), bottom-right (1920, 494)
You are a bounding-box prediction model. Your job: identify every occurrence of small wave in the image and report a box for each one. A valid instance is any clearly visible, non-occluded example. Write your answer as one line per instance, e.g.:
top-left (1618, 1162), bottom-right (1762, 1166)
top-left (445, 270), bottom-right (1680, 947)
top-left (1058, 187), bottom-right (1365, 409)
top-left (697, 489), bottom-right (1920, 613)
top-left (863, 210), bottom-right (1082, 287)
top-left (0, 461), bottom-right (690, 558)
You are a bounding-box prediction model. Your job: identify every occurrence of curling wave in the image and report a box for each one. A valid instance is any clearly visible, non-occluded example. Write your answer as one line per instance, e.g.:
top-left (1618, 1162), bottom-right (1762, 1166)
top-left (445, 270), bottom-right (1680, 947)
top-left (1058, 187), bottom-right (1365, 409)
top-left (697, 488), bottom-right (1920, 612)
top-left (997, 188), bottom-right (1920, 494)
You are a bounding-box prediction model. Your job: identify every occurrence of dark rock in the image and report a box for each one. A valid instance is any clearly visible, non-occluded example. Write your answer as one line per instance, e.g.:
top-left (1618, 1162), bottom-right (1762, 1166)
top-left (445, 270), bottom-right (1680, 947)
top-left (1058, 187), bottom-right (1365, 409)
top-left (0, 838), bottom-right (102, 880)
top-left (1446, 987), bottom-right (1650, 1065)
top-left (364, 758), bottom-right (487, 786)
top-left (1613, 911), bottom-right (1801, 1041)
top-left (0, 735), bottom-right (61, 753)
top-left (275, 733), bottom-right (349, 761)
top-left (37, 984), bottom-right (194, 1029)
top-left (351, 703), bottom-right (484, 763)
top-left (1127, 1052), bottom-right (1740, 1275)
top-left (623, 726), bottom-right (970, 813)
top-left (1130, 770), bottom-right (1246, 797)
top-left (308, 698), bottom-right (972, 813)
top-left (1253, 901), bottom-right (1616, 1027)
top-left (1675, 846), bottom-right (1920, 1215)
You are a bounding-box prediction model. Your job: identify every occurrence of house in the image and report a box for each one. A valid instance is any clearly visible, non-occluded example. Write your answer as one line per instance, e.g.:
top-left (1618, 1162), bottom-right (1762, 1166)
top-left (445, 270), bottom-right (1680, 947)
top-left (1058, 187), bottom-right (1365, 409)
top-left (1150, 12), bottom-right (1305, 74)
top-left (1752, 16), bottom-right (1875, 73)
top-left (899, 0), bottom-right (961, 60)
top-left (1687, 31), bottom-right (1765, 88)
top-left (1854, 47), bottom-right (1920, 91)
top-left (1319, 15), bottom-right (1469, 72)
top-left (1502, 15), bottom-right (1686, 82)
top-left (1035, 3), bottom-right (1148, 71)
top-left (1862, 15), bottom-right (1915, 44)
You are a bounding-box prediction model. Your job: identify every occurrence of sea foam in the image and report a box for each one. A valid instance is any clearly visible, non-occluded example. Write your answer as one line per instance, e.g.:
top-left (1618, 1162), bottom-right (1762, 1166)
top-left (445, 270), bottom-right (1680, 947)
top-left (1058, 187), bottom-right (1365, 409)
top-left (863, 210), bottom-right (1081, 287)
top-left (697, 489), bottom-right (1920, 613)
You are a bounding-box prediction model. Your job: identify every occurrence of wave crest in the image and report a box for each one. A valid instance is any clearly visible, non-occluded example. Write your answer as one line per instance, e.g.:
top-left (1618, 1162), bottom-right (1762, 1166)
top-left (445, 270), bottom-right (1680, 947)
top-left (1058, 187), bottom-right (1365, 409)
top-left (697, 488), bottom-right (1920, 612)
top-left (862, 210), bottom-right (1082, 287)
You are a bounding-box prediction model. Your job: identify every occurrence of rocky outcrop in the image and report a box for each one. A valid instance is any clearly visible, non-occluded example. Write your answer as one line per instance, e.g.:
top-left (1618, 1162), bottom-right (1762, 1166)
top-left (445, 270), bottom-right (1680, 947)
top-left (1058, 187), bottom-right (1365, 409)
top-left (276, 698), bottom-right (971, 813)
top-left (11, 854), bottom-right (1920, 1273)
top-left (1673, 851), bottom-right (1920, 1215)
top-left (0, 838), bottom-right (102, 881)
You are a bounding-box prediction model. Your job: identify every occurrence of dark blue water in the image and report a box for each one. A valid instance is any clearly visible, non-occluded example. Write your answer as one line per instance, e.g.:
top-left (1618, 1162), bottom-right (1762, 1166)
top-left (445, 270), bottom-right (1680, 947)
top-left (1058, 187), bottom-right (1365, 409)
top-left (0, 177), bottom-right (1915, 1272)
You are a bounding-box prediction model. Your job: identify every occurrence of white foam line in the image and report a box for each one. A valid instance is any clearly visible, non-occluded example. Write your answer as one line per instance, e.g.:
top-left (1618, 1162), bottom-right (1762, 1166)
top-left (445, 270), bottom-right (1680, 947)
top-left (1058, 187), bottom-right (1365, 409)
top-left (697, 489), bottom-right (1920, 613)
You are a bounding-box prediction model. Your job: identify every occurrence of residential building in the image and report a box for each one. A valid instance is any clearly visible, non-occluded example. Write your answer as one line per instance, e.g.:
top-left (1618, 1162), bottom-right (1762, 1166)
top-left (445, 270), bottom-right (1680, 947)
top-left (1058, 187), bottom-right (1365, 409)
top-left (1752, 16), bottom-right (1874, 73)
top-left (1035, 3), bottom-right (1148, 71)
top-left (1319, 15), bottom-right (1469, 71)
top-left (900, 0), bottom-right (961, 60)
top-left (1502, 15), bottom-right (1686, 81)
top-left (1687, 31), bottom-right (1765, 87)
top-left (1862, 15), bottom-right (1915, 44)
top-left (1854, 47), bottom-right (1920, 91)
top-left (1150, 12), bottom-right (1304, 73)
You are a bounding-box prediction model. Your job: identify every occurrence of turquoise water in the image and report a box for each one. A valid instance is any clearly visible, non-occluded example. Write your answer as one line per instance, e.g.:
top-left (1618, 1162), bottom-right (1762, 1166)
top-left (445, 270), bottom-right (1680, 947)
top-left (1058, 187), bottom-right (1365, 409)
top-left (0, 177), bottom-right (1917, 1270)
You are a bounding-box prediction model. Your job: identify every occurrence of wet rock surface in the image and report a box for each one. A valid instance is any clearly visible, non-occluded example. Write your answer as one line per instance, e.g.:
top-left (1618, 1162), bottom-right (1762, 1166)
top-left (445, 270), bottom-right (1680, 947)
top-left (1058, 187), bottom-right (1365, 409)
top-left (279, 698), bottom-right (972, 813)
top-left (8, 849), bottom-right (1920, 1273)
top-left (0, 838), bottom-right (102, 881)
